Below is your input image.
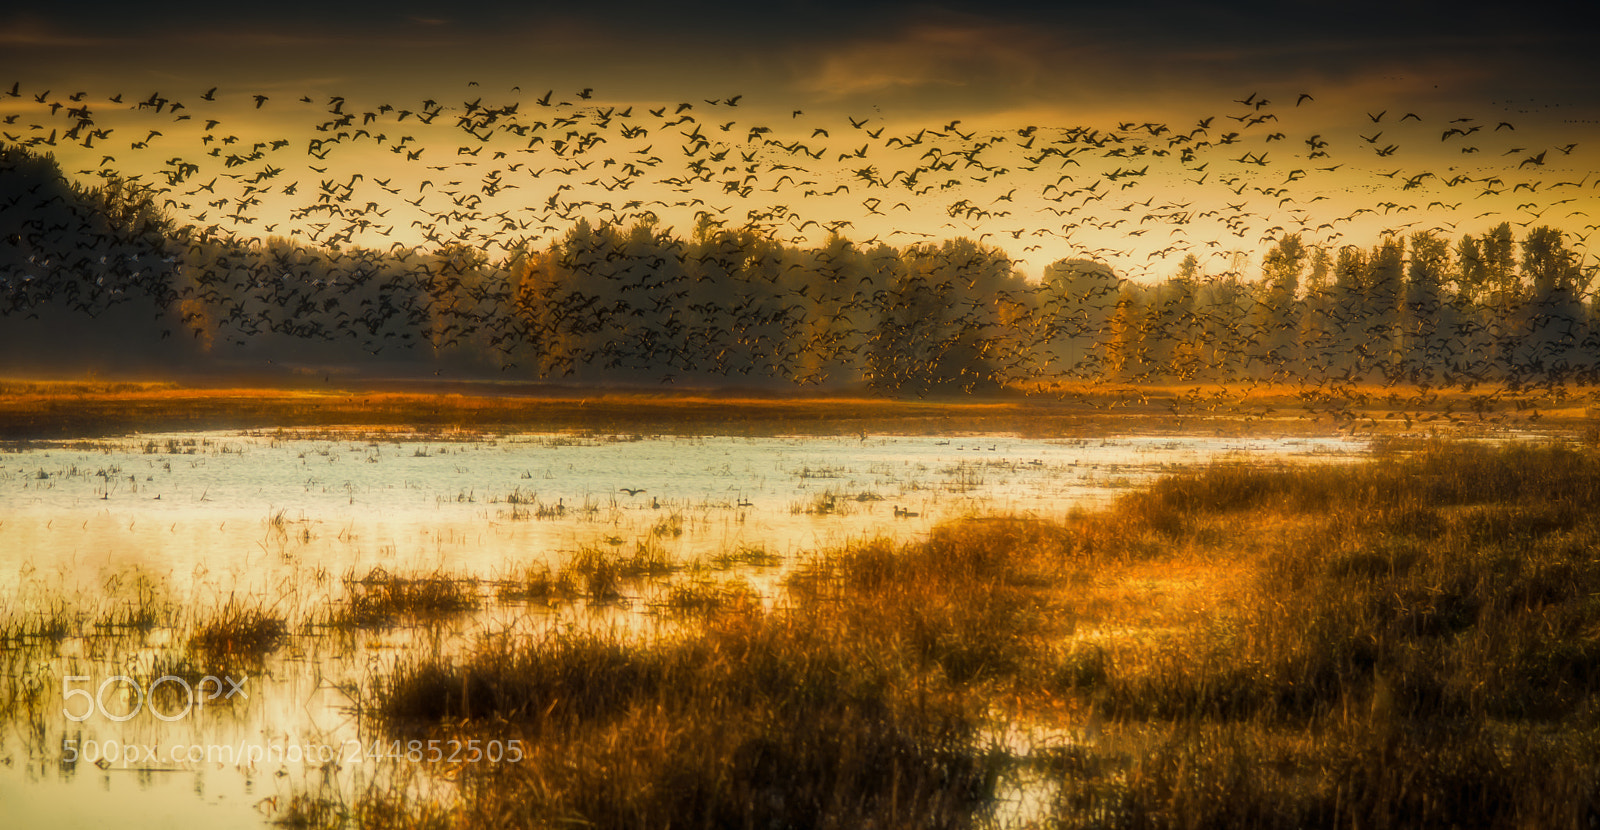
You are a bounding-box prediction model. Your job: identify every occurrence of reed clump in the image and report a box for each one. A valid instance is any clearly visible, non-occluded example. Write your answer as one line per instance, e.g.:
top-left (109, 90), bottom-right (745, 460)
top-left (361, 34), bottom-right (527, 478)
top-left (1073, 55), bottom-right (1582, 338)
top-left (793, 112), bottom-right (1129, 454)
top-left (788, 519), bottom-right (1078, 684)
top-left (705, 544), bottom-right (782, 569)
top-left (189, 601), bottom-right (287, 664)
top-left (0, 601), bottom-right (75, 647)
top-left (496, 544), bottom-right (681, 606)
top-left (1093, 440), bottom-right (1600, 723)
top-left (270, 785), bottom-right (449, 830)
top-left (660, 579), bottom-right (760, 616)
top-left (495, 563), bottom-right (579, 604)
top-left (326, 569), bottom-right (481, 628)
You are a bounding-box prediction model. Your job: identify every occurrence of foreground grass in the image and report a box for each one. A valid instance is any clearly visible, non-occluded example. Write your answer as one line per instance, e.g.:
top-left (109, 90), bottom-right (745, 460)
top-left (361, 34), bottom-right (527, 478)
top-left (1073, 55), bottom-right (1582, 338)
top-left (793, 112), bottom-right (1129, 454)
top-left (373, 520), bottom-right (1070, 828)
top-left (348, 439), bottom-right (1600, 829)
top-left (382, 623), bottom-right (997, 829)
top-left (1046, 439), bottom-right (1600, 828)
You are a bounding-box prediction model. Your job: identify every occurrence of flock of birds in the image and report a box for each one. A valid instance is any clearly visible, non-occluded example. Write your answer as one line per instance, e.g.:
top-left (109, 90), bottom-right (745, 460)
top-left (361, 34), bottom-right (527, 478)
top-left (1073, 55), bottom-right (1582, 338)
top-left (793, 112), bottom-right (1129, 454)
top-left (1, 80), bottom-right (1592, 267)
top-left (1, 78), bottom-right (1598, 404)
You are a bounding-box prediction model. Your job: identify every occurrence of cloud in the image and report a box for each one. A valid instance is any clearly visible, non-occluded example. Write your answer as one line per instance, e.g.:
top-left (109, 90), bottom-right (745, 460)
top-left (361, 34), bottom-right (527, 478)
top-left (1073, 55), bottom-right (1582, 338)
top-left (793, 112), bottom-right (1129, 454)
top-left (795, 21), bottom-right (1060, 100)
top-left (0, 16), bottom-right (107, 48)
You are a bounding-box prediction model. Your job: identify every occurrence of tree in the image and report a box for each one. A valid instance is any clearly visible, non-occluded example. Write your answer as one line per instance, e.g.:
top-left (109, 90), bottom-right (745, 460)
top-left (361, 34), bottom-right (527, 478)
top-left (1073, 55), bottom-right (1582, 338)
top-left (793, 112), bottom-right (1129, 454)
top-left (1035, 258), bottom-right (1120, 381)
top-left (1364, 238), bottom-right (1404, 380)
top-left (1479, 222), bottom-right (1521, 375)
top-left (1146, 257), bottom-right (1200, 379)
top-left (1297, 247), bottom-right (1338, 380)
top-left (1518, 226), bottom-right (1584, 380)
top-left (1106, 283), bottom-right (1152, 380)
top-left (1320, 246), bottom-right (1368, 379)
top-left (423, 242), bottom-right (489, 358)
top-left (1250, 234), bottom-right (1305, 377)
top-left (1397, 231), bottom-right (1450, 383)
top-left (1194, 263), bottom-right (1248, 381)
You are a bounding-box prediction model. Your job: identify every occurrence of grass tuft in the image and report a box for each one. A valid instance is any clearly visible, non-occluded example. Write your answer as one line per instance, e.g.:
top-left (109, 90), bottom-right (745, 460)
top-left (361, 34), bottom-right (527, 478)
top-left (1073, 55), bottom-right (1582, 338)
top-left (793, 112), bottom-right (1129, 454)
top-left (189, 601), bottom-right (287, 664)
top-left (325, 569), bottom-right (481, 628)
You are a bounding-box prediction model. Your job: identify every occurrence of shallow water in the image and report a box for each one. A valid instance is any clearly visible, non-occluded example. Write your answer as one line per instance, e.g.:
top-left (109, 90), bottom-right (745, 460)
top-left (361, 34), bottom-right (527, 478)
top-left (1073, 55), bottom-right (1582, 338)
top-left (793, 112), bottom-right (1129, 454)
top-left (0, 428), bottom-right (1363, 828)
top-left (0, 430), bottom-right (1357, 586)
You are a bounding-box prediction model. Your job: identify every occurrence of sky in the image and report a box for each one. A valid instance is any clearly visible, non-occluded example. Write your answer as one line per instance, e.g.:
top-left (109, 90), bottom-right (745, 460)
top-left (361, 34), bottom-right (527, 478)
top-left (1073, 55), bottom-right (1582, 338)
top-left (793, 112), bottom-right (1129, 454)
top-left (3, 0), bottom-right (1597, 280)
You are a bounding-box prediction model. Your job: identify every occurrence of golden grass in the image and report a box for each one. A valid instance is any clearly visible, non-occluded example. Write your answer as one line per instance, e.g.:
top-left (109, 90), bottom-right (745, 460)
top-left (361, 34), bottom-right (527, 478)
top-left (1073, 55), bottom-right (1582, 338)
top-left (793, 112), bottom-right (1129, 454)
top-left (322, 569), bottom-right (482, 629)
top-left (354, 440), bottom-right (1600, 828)
top-left (2, 377), bottom-right (1594, 440)
top-left (10, 434), bottom-right (1600, 827)
top-left (188, 601), bottom-right (288, 664)
top-left (495, 544), bottom-right (682, 605)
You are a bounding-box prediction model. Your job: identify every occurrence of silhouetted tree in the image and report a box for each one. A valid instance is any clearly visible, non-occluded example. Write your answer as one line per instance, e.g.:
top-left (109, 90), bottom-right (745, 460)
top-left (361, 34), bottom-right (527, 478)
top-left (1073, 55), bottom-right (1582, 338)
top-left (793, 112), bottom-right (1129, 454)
top-left (1251, 234), bottom-right (1305, 377)
top-left (1518, 226), bottom-right (1585, 381)
top-left (1397, 231), bottom-right (1451, 383)
top-left (1036, 257), bottom-right (1119, 381)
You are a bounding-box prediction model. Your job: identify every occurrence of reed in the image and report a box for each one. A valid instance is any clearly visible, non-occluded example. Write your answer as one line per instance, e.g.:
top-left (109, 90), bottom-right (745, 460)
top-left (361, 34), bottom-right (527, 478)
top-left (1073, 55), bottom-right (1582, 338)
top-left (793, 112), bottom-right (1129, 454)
top-left (188, 601), bottom-right (288, 664)
top-left (1036, 440), bottom-right (1600, 827)
top-left (376, 613), bottom-right (1003, 829)
top-left (325, 568), bottom-right (481, 628)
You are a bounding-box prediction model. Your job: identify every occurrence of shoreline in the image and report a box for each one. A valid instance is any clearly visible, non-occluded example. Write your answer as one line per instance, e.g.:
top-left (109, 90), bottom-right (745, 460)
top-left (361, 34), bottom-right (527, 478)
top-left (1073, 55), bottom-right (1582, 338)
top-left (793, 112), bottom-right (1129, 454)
top-left (1, 377), bottom-right (1594, 441)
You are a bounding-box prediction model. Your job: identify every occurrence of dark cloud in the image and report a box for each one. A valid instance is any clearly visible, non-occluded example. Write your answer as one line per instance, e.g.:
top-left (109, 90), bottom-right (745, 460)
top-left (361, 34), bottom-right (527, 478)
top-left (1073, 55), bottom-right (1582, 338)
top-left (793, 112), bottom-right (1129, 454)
top-left (3, 0), bottom-right (1594, 117)
top-left (9, 1), bottom-right (1587, 50)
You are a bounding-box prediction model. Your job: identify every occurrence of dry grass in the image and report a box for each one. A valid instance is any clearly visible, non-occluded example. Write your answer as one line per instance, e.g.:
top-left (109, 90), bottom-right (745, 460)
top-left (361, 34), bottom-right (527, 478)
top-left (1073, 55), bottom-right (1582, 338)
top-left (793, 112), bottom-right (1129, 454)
top-left (1026, 439), bottom-right (1600, 827)
top-left (495, 563), bottom-right (579, 605)
top-left (496, 544), bottom-right (682, 605)
top-left (0, 601), bottom-right (74, 647)
top-left (370, 518), bottom-right (1086, 828)
top-left (323, 569), bottom-right (481, 628)
top-left (3, 378), bottom-right (1592, 441)
top-left (377, 618), bottom-right (1002, 829)
top-left (13, 428), bottom-right (1599, 827)
top-left (659, 579), bottom-right (761, 616)
top-left (704, 544), bottom-right (783, 570)
top-left (355, 440), bottom-right (1600, 828)
top-left (188, 601), bottom-right (288, 665)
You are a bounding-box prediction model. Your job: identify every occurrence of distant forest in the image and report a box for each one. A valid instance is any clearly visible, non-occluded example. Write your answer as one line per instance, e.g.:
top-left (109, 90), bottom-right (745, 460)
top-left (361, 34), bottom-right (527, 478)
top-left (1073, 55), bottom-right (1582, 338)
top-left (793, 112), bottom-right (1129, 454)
top-left (2, 144), bottom-right (1594, 393)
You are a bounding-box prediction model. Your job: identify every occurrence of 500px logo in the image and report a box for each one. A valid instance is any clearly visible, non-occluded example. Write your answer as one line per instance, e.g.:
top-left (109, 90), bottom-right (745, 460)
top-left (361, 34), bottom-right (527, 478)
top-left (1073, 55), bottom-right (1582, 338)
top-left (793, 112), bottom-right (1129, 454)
top-left (62, 675), bottom-right (248, 722)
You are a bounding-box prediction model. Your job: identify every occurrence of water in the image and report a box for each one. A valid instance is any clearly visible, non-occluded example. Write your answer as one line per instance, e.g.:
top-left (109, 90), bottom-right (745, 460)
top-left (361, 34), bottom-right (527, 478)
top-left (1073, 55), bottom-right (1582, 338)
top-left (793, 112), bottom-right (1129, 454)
top-left (0, 428), bottom-right (1363, 828)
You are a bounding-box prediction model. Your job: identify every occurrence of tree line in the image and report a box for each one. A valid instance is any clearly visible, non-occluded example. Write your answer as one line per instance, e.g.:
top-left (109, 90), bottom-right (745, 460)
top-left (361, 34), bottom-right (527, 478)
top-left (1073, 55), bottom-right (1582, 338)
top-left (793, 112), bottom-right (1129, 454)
top-left (2, 145), bottom-right (1595, 391)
